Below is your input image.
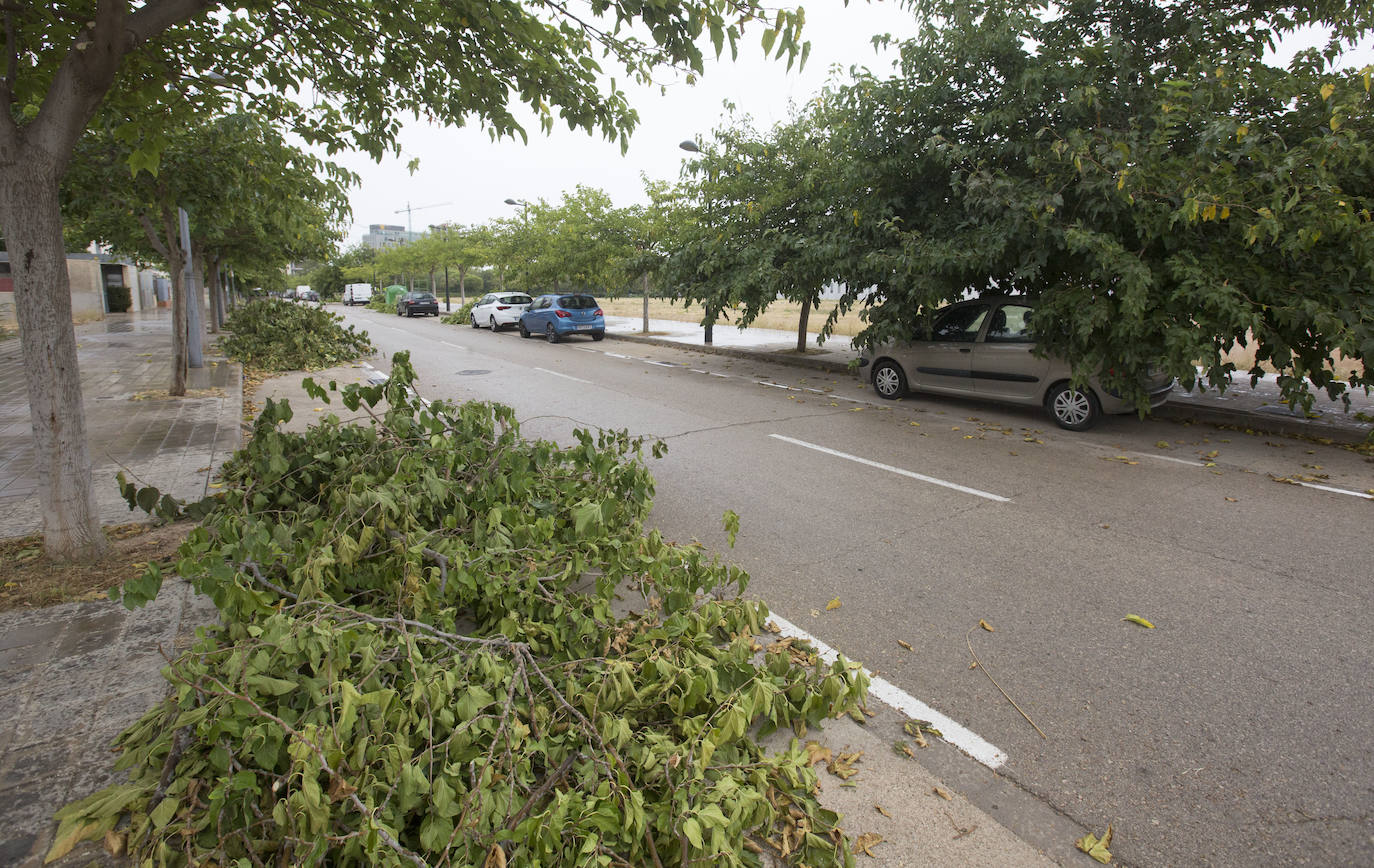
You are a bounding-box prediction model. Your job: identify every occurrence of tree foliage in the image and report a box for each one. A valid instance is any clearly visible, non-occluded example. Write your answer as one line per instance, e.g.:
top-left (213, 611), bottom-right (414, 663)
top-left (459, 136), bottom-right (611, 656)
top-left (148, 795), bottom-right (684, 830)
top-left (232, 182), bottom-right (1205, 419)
top-left (52, 356), bottom-right (866, 867)
top-left (821, 0), bottom-right (1374, 408)
top-left (220, 299), bottom-right (374, 372)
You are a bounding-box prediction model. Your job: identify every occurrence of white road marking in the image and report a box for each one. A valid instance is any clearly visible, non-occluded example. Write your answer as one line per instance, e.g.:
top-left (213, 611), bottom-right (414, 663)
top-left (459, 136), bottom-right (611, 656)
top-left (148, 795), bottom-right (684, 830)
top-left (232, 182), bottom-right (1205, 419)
top-left (535, 367), bottom-right (592, 385)
top-left (757, 381), bottom-right (791, 390)
top-left (1126, 452), bottom-right (1202, 467)
top-left (440, 341), bottom-right (464, 349)
top-left (644, 360), bottom-right (678, 368)
top-left (768, 613), bottom-right (1008, 769)
top-left (1293, 481), bottom-right (1374, 500)
top-left (770, 435), bottom-right (1012, 503)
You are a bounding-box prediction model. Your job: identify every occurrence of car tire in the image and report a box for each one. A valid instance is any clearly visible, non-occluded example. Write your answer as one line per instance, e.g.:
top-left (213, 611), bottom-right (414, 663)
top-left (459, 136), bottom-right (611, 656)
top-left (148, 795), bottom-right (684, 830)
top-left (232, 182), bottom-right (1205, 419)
top-left (490, 316), bottom-right (500, 331)
top-left (545, 324), bottom-right (559, 344)
top-left (591, 331), bottom-right (605, 341)
top-left (871, 360), bottom-right (908, 400)
top-left (519, 321), bottom-right (531, 338)
top-left (470, 314), bottom-right (480, 329)
top-left (1046, 382), bottom-right (1101, 431)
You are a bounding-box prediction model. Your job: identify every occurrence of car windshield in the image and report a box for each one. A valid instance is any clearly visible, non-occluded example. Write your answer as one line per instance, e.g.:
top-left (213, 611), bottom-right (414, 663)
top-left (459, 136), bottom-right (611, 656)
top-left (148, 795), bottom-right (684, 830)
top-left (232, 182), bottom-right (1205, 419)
top-left (559, 295), bottom-right (598, 309)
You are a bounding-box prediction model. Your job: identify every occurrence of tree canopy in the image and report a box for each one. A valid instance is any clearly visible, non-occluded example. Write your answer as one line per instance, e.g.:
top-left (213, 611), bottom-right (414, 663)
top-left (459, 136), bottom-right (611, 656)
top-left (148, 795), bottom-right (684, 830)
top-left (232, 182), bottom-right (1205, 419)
top-left (821, 0), bottom-right (1374, 408)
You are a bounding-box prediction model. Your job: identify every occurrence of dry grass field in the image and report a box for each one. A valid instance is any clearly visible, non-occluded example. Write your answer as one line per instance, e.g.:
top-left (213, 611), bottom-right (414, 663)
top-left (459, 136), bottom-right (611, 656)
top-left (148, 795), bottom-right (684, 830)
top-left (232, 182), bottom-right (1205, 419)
top-left (597, 297), bottom-right (1365, 380)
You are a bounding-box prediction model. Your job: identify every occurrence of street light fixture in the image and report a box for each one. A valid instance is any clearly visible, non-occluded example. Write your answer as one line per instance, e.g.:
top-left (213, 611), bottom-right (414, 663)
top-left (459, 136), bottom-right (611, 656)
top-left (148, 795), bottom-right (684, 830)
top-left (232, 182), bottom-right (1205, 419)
top-left (678, 138), bottom-right (716, 345)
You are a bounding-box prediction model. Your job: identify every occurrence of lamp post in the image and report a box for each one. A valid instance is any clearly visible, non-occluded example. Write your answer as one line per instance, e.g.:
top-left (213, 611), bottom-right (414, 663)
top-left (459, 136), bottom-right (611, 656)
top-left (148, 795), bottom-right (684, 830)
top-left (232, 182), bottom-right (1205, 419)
top-left (679, 139), bottom-right (716, 345)
top-left (504, 198), bottom-right (531, 292)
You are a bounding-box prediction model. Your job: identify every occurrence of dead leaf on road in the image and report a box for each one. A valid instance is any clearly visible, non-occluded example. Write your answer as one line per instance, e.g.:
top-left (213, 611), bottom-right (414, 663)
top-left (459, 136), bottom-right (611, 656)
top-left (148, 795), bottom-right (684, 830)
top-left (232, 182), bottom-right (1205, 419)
top-left (1123, 614), bottom-right (1155, 629)
top-left (852, 832), bottom-right (885, 858)
top-left (827, 747), bottom-right (864, 780)
top-left (978, 619), bottom-right (994, 632)
top-left (933, 786), bottom-right (953, 801)
top-left (1076, 824), bottom-right (1114, 864)
top-left (875, 805), bottom-right (892, 818)
top-left (825, 598), bottom-right (842, 611)
top-left (805, 741), bottom-right (832, 767)
top-left (897, 639), bottom-right (913, 651)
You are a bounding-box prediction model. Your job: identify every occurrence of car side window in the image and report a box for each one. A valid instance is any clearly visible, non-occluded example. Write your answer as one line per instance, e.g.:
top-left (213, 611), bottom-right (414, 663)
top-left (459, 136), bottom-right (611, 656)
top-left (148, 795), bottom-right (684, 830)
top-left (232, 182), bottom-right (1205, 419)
top-left (930, 305), bottom-right (989, 342)
top-left (985, 305), bottom-right (1035, 343)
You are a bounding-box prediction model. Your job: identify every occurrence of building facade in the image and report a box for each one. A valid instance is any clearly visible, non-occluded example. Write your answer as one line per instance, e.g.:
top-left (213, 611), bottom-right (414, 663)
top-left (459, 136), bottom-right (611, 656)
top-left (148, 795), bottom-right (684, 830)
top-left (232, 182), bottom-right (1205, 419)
top-left (361, 224), bottom-right (423, 249)
top-left (0, 252), bottom-right (168, 329)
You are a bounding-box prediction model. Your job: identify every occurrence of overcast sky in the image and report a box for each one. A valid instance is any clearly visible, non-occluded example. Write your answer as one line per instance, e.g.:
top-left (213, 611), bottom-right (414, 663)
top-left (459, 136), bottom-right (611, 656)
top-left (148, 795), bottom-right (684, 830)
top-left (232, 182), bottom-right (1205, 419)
top-left (329, 4), bottom-right (1372, 247)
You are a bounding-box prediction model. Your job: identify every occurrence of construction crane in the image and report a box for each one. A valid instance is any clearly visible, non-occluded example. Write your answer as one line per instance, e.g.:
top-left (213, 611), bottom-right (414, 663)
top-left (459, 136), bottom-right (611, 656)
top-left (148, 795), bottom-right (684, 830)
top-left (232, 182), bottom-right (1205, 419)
top-left (394, 201), bottom-right (451, 237)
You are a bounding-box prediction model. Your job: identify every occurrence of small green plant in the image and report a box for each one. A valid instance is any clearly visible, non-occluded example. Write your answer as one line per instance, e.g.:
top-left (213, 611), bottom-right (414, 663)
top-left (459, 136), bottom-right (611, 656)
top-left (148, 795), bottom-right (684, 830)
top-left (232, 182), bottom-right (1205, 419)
top-left (105, 285), bottom-right (132, 313)
top-left (440, 299), bottom-right (478, 325)
top-left (366, 290), bottom-right (391, 312)
top-left (220, 298), bottom-right (373, 371)
top-left (56, 355), bottom-right (867, 867)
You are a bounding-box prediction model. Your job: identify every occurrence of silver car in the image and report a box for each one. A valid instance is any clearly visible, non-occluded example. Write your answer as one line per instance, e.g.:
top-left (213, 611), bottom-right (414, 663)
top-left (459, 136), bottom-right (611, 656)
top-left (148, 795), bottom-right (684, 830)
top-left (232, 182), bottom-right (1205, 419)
top-left (858, 297), bottom-right (1174, 430)
top-left (470, 292), bottom-right (533, 331)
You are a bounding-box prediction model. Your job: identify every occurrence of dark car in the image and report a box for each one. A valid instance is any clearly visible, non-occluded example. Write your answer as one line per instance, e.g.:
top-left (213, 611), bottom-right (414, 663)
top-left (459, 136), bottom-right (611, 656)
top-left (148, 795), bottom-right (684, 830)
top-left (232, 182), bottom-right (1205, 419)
top-left (395, 292), bottom-right (439, 317)
top-left (518, 293), bottom-right (605, 342)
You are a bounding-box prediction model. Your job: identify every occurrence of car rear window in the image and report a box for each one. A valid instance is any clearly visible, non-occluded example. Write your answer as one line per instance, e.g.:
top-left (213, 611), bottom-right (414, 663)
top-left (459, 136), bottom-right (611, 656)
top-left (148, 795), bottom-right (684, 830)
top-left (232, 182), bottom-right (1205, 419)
top-left (414, 293), bottom-right (436, 301)
top-left (559, 295), bottom-right (598, 309)
top-left (503, 294), bottom-right (533, 304)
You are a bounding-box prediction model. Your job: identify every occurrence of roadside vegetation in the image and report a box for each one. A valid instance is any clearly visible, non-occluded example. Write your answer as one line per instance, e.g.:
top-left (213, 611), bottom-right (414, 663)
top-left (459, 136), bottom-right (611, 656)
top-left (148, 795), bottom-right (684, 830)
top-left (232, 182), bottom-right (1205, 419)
top-left (51, 354), bottom-right (867, 867)
top-left (221, 299), bottom-right (374, 373)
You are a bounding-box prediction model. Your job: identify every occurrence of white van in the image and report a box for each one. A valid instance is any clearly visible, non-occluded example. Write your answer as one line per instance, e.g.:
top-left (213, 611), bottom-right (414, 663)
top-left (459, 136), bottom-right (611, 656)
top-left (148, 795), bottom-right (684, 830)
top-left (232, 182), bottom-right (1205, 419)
top-left (343, 283), bottom-right (373, 306)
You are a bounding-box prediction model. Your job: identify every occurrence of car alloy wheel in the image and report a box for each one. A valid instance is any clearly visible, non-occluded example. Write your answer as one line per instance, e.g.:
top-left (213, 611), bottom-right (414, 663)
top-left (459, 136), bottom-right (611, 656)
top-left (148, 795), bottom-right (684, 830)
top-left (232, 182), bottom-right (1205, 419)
top-left (490, 316), bottom-right (499, 331)
top-left (1047, 382), bottom-right (1101, 431)
top-left (519, 321), bottom-right (531, 338)
top-left (470, 314), bottom-right (479, 329)
top-left (545, 324), bottom-right (559, 343)
top-left (872, 360), bottom-right (907, 400)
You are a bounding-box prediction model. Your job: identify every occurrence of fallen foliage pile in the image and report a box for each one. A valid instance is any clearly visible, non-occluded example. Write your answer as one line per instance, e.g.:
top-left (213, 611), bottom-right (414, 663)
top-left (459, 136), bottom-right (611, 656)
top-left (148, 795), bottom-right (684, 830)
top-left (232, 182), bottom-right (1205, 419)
top-left (220, 299), bottom-right (374, 372)
top-left (55, 353), bottom-right (867, 867)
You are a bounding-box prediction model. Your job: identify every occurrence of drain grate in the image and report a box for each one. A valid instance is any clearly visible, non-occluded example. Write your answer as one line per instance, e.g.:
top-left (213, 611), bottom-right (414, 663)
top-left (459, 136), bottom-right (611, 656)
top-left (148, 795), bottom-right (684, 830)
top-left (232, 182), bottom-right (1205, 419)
top-left (456, 369), bottom-right (490, 376)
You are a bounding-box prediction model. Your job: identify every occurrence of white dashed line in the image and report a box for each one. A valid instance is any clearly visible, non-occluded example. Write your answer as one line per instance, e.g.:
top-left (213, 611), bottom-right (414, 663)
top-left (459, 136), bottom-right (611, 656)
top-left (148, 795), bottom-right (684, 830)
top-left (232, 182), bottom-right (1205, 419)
top-left (1292, 481), bottom-right (1374, 500)
top-left (535, 367), bottom-right (592, 385)
top-left (768, 614), bottom-right (1008, 769)
top-left (770, 435), bottom-right (1012, 503)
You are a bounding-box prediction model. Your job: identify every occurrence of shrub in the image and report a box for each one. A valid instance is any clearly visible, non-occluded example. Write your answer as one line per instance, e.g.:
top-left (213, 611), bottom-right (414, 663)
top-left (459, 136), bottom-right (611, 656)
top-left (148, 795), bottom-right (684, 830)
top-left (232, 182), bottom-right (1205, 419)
top-left (73, 355), bottom-right (868, 868)
top-left (440, 298), bottom-right (478, 325)
top-left (220, 299), bottom-right (373, 371)
top-left (105, 284), bottom-right (132, 313)
top-left (366, 291), bottom-right (391, 312)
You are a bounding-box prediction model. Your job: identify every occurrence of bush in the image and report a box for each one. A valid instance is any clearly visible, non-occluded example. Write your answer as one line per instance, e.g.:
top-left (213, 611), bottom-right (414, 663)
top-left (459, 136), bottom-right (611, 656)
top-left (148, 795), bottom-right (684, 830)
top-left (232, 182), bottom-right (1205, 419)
top-left (366, 291), bottom-right (391, 312)
top-left (105, 284), bottom-right (132, 313)
top-left (220, 299), bottom-right (373, 371)
top-left (70, 355), bottom-right (868, 868)
top-left (440, 299), bottom-right (478, 325)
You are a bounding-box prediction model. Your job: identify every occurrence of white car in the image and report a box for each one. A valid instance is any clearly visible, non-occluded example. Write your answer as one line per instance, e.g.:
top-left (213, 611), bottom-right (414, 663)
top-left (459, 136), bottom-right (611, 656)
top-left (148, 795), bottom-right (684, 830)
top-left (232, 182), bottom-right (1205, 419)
top-left (470, 292), bottom-right (533, 331)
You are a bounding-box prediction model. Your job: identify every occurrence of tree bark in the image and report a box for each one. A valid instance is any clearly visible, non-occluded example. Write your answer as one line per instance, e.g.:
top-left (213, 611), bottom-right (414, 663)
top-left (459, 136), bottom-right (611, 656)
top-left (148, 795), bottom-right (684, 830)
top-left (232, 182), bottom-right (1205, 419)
top-left (796, 296), bottom-right (812, 353)
top-left (206, 254), bottom-right (224, 333)
top-left (0, 152), bottom-right (108, 561)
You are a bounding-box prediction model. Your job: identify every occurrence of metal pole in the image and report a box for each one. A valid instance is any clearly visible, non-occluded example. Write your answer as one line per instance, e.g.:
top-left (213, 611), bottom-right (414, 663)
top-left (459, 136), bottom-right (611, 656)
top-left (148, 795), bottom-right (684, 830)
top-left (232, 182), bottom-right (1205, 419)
top-left (642, 272), bottom-right (650, 334)
top-left (179, 208), bottom-right (203, 367)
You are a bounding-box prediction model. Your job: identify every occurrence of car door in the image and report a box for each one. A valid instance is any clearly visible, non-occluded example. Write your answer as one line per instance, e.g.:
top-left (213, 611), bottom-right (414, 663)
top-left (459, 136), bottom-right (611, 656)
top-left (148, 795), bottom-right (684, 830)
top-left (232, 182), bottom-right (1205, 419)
top-left (474, 294), bottom-right (494, 321)
top-left (901, 302), bottom-right (990, 395)
top-left (970, 303), bottom-right (1052, 403)
top-left (525, 296), bottom-right (551, 330)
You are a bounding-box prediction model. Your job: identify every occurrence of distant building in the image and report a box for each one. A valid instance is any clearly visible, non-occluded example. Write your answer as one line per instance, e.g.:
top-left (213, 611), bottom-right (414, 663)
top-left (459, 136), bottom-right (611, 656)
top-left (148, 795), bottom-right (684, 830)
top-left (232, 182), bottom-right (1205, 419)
top-left (362, 224), bottom-right (422, 249)
top-left (0, 252), bottom-right (167, 328)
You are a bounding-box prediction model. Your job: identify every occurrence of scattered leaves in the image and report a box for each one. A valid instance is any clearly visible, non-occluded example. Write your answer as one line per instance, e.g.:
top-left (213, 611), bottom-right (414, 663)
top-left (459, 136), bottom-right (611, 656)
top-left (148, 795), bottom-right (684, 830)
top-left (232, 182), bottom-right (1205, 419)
top-left (978, 619), bottom-right (994, 632)
top-left (1123, 614), bottom-right (1155, 629)
top-left (852, 832), bottom-right (885, 858)
top-left (932, 786), bottom-right (952, 801)
top-left (896, 639), bottom-right (913, 651)
top-left (825, 597), bottom-right (842, 611)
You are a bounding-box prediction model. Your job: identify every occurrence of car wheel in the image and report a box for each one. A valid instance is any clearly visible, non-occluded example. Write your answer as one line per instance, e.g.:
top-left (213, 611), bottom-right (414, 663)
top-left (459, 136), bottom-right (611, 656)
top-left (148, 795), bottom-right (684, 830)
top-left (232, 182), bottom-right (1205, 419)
top-left (1046, 382), bottom-right (1101, 431)
top-left (470, 314), bottom-right (480, 329)
top-left (871, 360), bottom-right (907, 400)
top-left (490, 316), bottom-right (500, 331)
top-left (591, 331), bottom-right (605, 341)
top-left (519, 321), bottom-right (531, 338)
top-left (545, 324), bottom-right (559, 344)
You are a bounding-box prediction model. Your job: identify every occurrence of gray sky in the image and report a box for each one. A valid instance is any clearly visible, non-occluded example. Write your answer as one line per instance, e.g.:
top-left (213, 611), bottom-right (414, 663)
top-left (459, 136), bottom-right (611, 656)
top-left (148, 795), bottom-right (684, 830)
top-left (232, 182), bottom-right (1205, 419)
top-left (331, 6), bottom-right (1373, 247)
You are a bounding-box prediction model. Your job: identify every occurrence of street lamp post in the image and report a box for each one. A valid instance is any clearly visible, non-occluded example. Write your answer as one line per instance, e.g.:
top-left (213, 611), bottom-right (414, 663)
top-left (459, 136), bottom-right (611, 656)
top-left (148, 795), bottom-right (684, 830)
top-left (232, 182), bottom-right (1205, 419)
top-left (679, 139), bottom-right (715, 345)
top-left (504, 198), bottom-right (531, 292)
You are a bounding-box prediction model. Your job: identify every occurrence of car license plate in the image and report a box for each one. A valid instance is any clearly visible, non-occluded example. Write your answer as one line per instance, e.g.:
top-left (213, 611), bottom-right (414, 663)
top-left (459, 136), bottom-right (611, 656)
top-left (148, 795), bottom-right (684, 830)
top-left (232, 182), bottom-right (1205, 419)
top-left (575, 324), bottom-right (593, 331)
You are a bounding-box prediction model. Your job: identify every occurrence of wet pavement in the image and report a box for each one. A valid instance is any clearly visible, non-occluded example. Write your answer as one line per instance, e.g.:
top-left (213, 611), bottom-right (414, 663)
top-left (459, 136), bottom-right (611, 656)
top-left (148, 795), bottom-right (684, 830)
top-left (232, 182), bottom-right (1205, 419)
top-left (0, 312), bottom-right (241, 537)
top-left (0, 312), bottom-right (241, 867)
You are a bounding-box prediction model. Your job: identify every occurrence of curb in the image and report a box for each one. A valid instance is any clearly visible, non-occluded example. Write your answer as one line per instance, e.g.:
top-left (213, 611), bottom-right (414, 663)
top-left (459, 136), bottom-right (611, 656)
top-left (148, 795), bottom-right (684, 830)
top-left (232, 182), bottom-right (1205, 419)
top-left (603, 331), bottom-right (854, 374)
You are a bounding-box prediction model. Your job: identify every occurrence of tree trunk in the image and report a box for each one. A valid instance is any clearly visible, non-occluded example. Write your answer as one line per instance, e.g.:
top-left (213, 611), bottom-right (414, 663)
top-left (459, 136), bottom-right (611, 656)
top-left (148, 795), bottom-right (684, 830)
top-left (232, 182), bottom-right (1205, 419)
top-left (207, 255), bottom-right (224, 333)
top-left (796, 296), bottom-right (812, 353)
top-left (0, 152), bottom-right (108, 561)
top-left (459, 267), bottom-right (469, 304)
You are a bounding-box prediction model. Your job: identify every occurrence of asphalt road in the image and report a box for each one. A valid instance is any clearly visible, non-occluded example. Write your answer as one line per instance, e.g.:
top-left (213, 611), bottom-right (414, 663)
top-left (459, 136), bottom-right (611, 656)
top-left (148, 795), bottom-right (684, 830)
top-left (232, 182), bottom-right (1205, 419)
top-left (340, 306), bottom-right (1374, 867)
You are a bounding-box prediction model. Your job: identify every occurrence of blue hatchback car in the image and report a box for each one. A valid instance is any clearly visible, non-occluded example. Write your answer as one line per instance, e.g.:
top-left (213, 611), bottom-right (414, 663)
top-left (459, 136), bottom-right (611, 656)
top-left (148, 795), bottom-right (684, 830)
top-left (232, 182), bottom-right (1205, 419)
top-left (518, 293), bottom-right (605, 342)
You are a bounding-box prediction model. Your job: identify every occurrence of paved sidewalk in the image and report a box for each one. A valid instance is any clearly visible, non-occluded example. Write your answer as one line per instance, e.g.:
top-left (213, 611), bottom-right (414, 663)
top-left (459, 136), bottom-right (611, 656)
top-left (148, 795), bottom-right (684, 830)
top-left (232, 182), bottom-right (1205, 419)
top-left (603, 315), bottom-right (1374, 444)
top-left (0, 312), bottom-right (241, 536)
top-left (0, 312), bottom-right (242, 867)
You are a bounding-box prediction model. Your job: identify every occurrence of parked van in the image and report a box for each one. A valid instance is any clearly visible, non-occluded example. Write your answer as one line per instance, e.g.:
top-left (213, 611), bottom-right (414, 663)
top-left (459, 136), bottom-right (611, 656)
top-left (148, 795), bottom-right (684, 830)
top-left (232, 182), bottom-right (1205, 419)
top-left (343, 283), bottom-right (373, 306)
